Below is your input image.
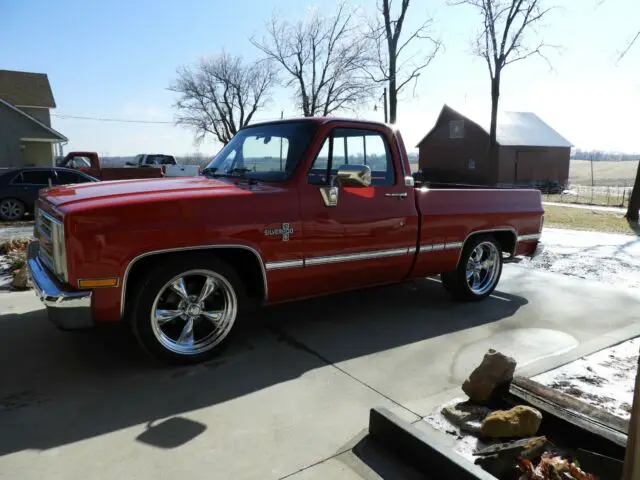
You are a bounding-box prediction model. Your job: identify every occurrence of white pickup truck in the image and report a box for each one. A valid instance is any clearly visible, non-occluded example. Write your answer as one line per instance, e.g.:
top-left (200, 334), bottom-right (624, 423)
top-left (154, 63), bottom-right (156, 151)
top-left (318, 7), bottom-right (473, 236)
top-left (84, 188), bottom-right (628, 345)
top-left (130, 154), bottom-right (201, 177)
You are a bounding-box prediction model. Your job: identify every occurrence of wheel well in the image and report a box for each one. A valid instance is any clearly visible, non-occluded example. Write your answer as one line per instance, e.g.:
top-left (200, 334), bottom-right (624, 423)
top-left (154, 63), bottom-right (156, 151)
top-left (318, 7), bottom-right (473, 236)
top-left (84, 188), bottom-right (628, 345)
top-left (464, 230), bottom-right (517, 256)
top-left (123, 248), bottom-right (267, 317)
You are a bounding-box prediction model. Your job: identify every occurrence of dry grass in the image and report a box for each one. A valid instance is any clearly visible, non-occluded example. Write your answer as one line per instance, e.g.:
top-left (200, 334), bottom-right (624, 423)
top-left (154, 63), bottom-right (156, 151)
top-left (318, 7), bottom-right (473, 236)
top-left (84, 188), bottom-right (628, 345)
top-left (543, 205), bottom-right (639, 235)
top-left (569, 159), bottom-right (638, 186)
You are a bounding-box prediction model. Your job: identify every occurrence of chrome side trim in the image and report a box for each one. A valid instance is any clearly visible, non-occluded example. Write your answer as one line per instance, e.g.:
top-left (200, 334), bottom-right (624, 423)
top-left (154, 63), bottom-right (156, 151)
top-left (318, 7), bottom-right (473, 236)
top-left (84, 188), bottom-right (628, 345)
top-left (305, 247), bottom-right (410, 267)
top-left (517, 233), bottom-right (542, 242)
top-left (265, 259), bottom-right (304, 271)
top-left (120, 244), bottom-right (269, 318)
top-left (419, 241), bottom-right (463, 253)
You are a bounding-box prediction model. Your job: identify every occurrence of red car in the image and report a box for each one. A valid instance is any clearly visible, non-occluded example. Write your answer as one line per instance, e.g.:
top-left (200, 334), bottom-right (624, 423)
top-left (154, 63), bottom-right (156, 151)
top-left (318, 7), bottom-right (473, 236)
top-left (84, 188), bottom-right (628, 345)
top-left (27, 118), bottom-right (544, 364)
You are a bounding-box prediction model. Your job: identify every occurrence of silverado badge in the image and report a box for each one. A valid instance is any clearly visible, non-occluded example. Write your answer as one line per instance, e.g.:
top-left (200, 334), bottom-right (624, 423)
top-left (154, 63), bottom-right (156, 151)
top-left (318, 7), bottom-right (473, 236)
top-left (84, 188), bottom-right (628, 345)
top-left (264, 223), bottom-right (294, 241)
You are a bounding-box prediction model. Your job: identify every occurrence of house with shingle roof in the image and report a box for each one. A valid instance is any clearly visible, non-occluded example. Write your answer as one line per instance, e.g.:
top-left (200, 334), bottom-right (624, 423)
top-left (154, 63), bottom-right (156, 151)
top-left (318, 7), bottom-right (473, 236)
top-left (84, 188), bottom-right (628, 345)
top-left (0, 69), bottom-right (67, 169)
top-left (416, 104), bottom-right (573, 187)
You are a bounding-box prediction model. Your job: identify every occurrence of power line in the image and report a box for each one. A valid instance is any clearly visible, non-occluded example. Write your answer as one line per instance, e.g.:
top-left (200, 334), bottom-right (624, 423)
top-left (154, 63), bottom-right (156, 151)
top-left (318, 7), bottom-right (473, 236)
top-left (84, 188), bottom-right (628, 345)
top-left (51, 113), bottom-right (301, 125)
top-left (52, 114), bottom-right (174, 124)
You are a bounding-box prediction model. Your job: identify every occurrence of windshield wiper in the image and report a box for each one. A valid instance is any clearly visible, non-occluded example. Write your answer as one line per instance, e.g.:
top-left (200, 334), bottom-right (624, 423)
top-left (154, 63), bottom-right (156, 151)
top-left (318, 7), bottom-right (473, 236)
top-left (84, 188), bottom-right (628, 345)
top-left (211, 167), bottom-right (257, 184)
top-left (225, 167), bottom-right (252, 177)
top-left (201, 167), bottom-right (218, 177)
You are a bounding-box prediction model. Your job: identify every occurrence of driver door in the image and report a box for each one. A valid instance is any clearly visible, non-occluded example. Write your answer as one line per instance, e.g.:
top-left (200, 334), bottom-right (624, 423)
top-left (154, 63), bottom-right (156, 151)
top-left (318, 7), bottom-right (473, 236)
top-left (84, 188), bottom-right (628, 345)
top-left (298, 125), bottom-right (418, 296)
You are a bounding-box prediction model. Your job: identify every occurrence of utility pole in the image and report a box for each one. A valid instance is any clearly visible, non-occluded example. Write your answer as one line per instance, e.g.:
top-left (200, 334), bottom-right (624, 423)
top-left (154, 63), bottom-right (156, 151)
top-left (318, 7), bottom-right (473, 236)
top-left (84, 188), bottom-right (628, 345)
top-left (279, 110), bottom-right (284, 171)
top-left (590, 152), bottom-right (595, 203)
top-left (383, 88), bottom-right (388, 124)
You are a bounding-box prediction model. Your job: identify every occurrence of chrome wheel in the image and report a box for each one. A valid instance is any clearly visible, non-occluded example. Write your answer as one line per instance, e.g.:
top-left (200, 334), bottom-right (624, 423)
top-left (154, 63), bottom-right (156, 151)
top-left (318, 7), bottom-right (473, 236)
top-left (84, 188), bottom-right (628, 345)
top-left (0, 199), bottom-right (24, 220)
top-left (465, 241), bottom-right (500, 296)
top-left (150, 269), bottom-right (237, 356)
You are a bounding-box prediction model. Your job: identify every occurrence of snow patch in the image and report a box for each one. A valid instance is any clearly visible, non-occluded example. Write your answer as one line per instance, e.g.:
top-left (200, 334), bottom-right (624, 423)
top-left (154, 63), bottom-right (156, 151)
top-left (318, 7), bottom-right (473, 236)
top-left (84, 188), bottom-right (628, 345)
top-left (533, 337), bottom-right (639, 420)
top-left (0, 255), bottom-right (12, 289)
top-left (522, 228), bottom-right (640, 288)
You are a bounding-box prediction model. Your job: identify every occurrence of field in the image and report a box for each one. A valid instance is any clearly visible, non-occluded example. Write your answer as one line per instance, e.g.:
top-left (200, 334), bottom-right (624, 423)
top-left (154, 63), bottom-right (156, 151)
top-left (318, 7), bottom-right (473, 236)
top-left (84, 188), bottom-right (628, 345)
top-left (569, 159), bottom-right (638, 186)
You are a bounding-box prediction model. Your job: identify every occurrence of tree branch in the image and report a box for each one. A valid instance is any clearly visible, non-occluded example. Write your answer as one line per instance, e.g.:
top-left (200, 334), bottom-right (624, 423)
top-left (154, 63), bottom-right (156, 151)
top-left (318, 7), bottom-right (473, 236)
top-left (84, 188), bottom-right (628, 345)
top-left (169, 53), bottom-right (275, 145)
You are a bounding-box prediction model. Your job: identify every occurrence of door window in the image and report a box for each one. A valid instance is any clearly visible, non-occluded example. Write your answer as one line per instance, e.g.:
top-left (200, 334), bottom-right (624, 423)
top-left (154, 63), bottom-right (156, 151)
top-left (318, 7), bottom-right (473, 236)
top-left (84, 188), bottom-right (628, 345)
top-left (55, 171), bottom-right (92, 185)
top-left (308, 128), bottom-right (395, 186)
top-left (13, 170), bottom-right (54, 185)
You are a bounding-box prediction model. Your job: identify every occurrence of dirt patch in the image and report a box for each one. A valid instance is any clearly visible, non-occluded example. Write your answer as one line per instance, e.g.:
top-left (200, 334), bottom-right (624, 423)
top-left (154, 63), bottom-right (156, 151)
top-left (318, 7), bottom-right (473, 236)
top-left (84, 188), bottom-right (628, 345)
top-left (533, 336), bottom-right (639, 420)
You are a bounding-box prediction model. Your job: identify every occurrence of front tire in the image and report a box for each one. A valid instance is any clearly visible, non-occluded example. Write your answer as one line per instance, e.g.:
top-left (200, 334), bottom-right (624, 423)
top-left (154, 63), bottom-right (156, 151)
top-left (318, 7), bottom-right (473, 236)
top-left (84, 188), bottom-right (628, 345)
top-left (129, 255), bottom-right (247, 364)
top-left (0, 198), bottom-right (26, 221)
top-left (440, 235), bottom-right (503, 302)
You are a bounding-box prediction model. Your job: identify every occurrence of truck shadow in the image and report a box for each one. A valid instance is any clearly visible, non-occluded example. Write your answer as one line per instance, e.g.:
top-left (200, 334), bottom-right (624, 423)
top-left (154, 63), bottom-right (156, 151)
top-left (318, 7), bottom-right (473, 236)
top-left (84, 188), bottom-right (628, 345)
top-left (0, 278), bottom-right (527, 458)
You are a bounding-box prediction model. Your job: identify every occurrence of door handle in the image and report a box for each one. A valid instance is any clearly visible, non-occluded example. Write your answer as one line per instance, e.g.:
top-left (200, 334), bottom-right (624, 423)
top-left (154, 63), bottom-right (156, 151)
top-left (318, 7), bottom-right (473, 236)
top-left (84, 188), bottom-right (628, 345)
top-left (384, 192), bottom-right (408, 198)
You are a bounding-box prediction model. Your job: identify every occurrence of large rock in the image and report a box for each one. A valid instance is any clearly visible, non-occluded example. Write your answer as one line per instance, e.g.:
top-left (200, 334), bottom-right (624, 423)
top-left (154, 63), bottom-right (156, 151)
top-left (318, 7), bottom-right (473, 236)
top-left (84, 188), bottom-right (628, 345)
top-left (462, 349), bottom-right (516, 403)
top-left (441, 402), bottom-right (491, 434)
top-left (12, 266), bottom-right (29, 289)
top-left (480, 406), bottom-right (543, 439)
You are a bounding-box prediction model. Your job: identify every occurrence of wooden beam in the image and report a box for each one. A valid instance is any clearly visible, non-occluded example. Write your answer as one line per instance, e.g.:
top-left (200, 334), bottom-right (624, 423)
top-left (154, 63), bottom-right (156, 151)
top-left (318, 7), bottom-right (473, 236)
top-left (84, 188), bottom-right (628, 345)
top-left (622, 345), bottom-right (640, 480)
top-left (508, 376), bottom-right (628, 448)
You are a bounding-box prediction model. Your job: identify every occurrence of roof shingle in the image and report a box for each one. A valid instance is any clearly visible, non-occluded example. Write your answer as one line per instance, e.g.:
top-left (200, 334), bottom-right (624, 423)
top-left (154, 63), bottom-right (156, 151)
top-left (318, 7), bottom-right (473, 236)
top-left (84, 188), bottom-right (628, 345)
top-left (0, 69), bottom-right (56, 108)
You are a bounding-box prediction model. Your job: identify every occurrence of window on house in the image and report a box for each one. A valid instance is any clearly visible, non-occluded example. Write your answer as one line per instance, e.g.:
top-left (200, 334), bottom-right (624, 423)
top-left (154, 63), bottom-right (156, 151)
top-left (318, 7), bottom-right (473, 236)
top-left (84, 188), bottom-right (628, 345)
top-left (307, 128), bottom-right (395, 186)
top-left (449, 120), bottom-right (465, 139)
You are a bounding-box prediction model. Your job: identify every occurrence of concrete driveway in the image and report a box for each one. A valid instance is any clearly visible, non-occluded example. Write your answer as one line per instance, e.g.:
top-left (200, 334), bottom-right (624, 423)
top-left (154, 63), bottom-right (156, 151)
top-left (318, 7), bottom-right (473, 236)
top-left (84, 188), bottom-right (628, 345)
top-left (1, 265), bottom-right (640, 479)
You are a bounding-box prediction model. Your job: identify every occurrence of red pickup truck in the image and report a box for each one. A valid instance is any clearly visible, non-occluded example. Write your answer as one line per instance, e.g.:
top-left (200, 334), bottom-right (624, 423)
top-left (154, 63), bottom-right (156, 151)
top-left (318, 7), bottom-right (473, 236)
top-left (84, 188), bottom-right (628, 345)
top-left (27, 118), bottom-right (544, 364)
top-left (57, 151), bottom-right (164, 181)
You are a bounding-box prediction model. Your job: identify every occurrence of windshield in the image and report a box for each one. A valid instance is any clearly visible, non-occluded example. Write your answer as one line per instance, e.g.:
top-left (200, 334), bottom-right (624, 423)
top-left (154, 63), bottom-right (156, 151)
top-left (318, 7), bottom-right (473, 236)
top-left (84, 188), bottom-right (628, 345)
top-left (204, 121), bottom-right (318, 182)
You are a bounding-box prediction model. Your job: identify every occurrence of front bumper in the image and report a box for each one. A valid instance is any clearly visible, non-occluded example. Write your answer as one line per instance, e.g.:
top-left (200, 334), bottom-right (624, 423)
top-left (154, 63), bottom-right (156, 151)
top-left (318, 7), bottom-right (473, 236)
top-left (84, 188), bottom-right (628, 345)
top-left (27, 241), bottom-right (93, 330)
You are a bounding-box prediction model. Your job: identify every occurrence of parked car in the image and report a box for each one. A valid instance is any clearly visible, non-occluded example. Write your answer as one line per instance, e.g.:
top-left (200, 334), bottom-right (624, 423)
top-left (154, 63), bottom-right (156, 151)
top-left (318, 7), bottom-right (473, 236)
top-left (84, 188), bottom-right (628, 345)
top-left (27, 117), bottom-right (544, 364)
top-left (57, 151), bottom-right (164, 181)
top-left (0, 166), bottom-right (99, 221)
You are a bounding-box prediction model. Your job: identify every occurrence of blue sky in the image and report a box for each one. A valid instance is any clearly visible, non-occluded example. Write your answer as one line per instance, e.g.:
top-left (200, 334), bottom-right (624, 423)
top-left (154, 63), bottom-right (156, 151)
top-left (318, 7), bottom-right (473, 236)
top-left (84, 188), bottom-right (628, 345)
top-left (2, 0), bottom-right (639, 156)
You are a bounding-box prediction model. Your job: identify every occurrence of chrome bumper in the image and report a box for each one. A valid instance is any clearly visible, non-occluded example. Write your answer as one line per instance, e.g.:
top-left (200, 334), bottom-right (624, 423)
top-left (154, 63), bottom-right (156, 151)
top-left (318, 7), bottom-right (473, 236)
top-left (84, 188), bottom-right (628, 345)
top-left (27, 241), bottom-right (93, 330)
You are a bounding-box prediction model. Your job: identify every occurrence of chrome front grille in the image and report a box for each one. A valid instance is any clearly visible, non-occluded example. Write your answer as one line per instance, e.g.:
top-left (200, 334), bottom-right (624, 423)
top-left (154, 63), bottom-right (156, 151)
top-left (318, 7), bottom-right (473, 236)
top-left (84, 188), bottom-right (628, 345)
top-left (34, 207), bottom-right (67, 282)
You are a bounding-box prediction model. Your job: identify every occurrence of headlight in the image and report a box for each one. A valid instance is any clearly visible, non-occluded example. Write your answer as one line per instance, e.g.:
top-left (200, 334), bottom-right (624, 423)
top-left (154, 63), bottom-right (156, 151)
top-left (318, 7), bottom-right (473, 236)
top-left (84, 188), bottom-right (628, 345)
top-left (35, 207), bottom-right (68, 283)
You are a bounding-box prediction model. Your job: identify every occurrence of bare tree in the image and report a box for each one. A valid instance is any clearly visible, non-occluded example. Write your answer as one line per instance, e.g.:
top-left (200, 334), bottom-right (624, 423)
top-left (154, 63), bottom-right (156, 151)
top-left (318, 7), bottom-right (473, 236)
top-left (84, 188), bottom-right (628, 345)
top-left (169, 53), bottom-right (276, 145)
top-left (252, 2), bottom-right (373, 117)
top-left (366, 0), bottom-right (442, 124)
top-left (451, 0), bottom-right (554, 159)
top-left (613, 15), bottom-right (640, 222)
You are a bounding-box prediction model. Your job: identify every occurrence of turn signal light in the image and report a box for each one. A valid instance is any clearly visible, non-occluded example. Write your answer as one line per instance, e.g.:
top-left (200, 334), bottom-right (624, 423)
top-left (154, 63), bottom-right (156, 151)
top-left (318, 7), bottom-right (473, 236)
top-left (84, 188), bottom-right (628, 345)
top-left (78, 278), bottom-right (119, 288)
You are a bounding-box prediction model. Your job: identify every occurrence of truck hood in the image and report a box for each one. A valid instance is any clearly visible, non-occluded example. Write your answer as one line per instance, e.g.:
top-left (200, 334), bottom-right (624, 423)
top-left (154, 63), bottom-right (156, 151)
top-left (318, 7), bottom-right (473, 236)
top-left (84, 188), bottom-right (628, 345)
top-left (42, 176), bottom-right (270, 209)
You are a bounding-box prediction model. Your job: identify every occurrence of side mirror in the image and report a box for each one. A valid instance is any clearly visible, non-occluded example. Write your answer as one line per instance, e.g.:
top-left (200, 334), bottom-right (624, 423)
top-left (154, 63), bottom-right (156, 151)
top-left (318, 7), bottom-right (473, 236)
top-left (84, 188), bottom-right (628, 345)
top-left (334, 164), bottom-right (372, 187)
top-left (320, 164), bottom-right (372, 208)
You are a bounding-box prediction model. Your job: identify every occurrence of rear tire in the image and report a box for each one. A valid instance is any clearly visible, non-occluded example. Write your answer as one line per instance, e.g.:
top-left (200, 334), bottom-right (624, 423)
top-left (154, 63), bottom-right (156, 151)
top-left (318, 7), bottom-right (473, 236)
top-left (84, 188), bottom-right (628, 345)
top-left (440, 235), bottom-right (503, 302)
top-left (0, 198), bottom-right (26, 221)
top-left (129, 254), bottom-right (248, 364)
